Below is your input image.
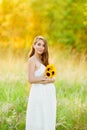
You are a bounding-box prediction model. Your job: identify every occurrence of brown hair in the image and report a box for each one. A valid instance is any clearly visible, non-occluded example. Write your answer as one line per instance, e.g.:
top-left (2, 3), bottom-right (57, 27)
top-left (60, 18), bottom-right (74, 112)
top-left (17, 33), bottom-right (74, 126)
top-left (28, 36), bottom-right (49, 66)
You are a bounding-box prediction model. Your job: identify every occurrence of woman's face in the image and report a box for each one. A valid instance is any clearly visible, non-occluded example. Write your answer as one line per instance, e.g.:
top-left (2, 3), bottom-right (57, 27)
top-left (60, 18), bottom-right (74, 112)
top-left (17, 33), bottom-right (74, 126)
top-left (33, 39), bottom-right (45, 55)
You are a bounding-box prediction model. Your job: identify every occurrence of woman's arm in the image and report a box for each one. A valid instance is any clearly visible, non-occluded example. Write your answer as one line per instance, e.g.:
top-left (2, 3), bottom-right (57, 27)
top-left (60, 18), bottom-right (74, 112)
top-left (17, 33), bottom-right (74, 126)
top-left (28, 58), bottom-right (55, 84)
top-left (28, 78), bottom-right (55, 84)
top-left (28, 58), bottom-right (46, 84)
top-left (38, 77), bottom-right (55, 84)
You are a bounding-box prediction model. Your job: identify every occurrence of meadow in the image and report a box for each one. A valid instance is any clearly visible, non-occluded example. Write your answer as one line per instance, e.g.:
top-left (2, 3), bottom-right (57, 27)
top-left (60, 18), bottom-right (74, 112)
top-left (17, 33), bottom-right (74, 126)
top-left (0, 49), bottom-right (87, 130)
top-left (0, 0), bottom-right (87, 129)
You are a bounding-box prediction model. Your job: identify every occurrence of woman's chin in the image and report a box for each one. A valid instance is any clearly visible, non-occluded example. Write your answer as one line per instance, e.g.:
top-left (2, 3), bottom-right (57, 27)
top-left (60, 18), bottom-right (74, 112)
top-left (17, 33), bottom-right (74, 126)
top-left (37, 51), bottom-right (43, 55)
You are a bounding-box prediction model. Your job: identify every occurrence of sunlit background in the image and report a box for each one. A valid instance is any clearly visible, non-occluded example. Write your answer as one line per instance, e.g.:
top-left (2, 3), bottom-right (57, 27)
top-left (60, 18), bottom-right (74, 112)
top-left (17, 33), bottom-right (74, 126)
top-left (0, 0), bottom-right (87, 130)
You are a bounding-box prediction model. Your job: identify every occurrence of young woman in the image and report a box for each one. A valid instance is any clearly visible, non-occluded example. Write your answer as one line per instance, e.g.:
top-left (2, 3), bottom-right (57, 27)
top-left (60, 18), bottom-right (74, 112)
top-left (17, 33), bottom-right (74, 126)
top-left (26, 36), bottom-right (56, 130)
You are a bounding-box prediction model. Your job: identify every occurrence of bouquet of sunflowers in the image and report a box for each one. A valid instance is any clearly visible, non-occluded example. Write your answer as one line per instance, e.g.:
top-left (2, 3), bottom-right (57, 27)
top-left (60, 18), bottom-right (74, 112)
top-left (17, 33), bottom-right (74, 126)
top-left (44, 64), bottom-right (56, 78)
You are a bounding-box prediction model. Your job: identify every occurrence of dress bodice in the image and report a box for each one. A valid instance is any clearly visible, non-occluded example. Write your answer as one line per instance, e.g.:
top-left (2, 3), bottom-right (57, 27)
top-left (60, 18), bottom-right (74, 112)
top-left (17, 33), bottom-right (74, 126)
top-left (34, 64), bottom-right (46, 77)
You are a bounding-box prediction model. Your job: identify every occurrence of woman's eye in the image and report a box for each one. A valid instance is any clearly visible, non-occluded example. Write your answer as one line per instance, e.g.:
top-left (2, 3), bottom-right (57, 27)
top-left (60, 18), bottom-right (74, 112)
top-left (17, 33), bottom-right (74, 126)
top-left (37, 43), bottom-right (41, 46)
top-left (37, 43), bottom-right (45, 47)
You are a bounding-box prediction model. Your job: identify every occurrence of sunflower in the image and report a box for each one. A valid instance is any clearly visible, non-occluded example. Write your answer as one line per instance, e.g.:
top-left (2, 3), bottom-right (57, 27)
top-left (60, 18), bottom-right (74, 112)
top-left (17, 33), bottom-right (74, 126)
top-left (45, 70), bottom-right (52, 78)
top-left (46, 64), bottom-right (55, 71)
top-left (44, 64), bottom-right (56, 78)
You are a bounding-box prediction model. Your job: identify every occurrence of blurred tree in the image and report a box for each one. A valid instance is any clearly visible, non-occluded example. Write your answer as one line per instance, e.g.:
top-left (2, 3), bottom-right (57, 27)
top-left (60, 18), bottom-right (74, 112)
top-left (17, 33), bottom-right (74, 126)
top-left (30, 0), bottom-right (87, 53)
top-left (0, 0), bottom-right (87, 56)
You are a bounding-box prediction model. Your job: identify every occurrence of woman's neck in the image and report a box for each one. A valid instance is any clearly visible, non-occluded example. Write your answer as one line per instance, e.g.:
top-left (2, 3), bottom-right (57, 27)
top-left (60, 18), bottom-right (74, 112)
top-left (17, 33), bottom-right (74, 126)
top-left (34, 53), bottom-right (42, 62)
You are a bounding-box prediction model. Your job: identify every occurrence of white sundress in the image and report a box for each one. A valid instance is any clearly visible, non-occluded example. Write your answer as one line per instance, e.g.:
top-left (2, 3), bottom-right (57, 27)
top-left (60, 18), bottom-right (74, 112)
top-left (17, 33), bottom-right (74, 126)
top-left (26, 63), bottom-right (56, 130)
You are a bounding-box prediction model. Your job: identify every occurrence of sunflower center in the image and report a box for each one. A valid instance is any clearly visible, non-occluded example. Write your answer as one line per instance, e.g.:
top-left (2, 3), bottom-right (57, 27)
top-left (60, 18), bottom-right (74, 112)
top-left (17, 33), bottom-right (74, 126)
top-left (47, 72), bottom-right (50, 76)
top-left (47, 68), bottom-right (50, 71)
top-left (52, 71), bottom-right (54, 75)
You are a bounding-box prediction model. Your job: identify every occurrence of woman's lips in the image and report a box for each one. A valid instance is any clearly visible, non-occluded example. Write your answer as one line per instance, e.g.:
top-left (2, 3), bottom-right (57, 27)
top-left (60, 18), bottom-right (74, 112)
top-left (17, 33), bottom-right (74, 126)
top-left (38, 50), bottom-right (43, 52)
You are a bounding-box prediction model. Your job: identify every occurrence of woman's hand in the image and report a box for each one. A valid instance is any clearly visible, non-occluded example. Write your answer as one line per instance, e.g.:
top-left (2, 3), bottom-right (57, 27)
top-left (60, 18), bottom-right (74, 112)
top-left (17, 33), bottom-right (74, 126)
top-left (41, 76), bottom-right (55, 84)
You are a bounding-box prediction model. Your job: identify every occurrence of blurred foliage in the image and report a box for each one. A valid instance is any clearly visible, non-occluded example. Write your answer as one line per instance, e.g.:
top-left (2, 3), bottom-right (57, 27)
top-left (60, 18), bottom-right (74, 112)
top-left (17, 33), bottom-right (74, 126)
top-left (0, 0), bottom-right (87, 56)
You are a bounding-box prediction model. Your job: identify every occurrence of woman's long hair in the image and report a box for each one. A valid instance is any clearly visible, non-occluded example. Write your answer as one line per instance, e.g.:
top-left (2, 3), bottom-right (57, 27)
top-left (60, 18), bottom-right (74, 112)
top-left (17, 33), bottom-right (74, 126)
top-left (28, 36), bottom-right (49, 66)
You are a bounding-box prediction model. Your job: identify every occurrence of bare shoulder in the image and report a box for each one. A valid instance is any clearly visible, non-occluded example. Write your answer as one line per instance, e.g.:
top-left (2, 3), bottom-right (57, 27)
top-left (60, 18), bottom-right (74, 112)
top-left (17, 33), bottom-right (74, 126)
top-left (28, 56), bottom-right (35, 65)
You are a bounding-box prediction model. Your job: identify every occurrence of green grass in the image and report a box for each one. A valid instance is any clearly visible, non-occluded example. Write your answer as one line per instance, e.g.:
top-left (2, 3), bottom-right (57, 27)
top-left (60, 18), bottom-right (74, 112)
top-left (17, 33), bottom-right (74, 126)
top-left (55, 80), bottom-right (87, 130)
top-left (0, 54), bottom-right (87, 130)
top-left (0, 80), bottom-right (28, 130)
